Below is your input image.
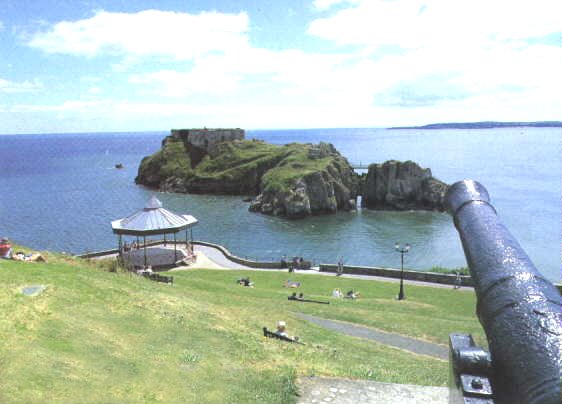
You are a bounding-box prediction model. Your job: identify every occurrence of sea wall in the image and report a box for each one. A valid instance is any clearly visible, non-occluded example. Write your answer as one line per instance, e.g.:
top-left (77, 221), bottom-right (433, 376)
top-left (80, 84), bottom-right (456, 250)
top-left (191, 240), bottom-right (284, 269)
top-left (78, 241), bottom-right (475, 287)
top-left (319, 263), bottom-right (474, 287)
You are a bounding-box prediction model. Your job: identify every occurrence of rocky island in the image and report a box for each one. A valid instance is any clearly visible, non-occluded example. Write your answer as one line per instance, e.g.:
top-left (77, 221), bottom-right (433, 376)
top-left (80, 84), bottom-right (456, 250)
top-left (362, 160), bottom-right (449, 211)
top-left (136, 129), bottom-right (449, 218)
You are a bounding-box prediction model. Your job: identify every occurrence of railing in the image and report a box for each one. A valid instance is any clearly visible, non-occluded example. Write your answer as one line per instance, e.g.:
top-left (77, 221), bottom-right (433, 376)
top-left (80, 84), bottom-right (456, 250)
top-left (446, 180), bottom-right (561, 404)
top-left (350, 161), bottom-right (369, 169)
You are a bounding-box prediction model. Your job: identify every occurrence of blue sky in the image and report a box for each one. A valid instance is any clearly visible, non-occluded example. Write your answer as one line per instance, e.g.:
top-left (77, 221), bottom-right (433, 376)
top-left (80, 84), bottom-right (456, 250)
top-left (0, 0), bottom-right (560, 133)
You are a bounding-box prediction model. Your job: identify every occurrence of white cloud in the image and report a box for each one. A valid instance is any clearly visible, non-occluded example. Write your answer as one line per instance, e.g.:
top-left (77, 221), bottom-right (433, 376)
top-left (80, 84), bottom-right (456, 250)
top-left (0, 78), bottom-right (43, 93)
top-left (309, 0), bottom-right (562, 48)
top-left (8, 3), bottom-right (559, 133)
top-left (11, 100), bottom-right (103, 112)
top-left (129, 68), bottom-right (242, 97)
top-left (28, 9), bottom-right (249, 60)
top-left (127, 47), bottom-right (354, 101)
top-left (307, 0), bottom-right (562, 109)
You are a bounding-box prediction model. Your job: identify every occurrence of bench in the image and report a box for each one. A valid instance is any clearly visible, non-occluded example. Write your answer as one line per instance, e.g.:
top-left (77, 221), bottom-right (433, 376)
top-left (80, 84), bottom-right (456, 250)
top-left (295, 261), bottom-right (312, 270)
top-left (288, 294), bottom-right (330, 304)
top-left (141, 272), bottom-right (174, 285)
top-left (262, 327), bottom-right (304, 344)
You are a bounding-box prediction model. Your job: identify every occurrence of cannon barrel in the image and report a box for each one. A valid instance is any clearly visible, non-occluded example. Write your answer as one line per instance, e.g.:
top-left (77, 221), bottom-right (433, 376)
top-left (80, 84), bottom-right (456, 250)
top-left (445, 180), bottom-right (561, 404)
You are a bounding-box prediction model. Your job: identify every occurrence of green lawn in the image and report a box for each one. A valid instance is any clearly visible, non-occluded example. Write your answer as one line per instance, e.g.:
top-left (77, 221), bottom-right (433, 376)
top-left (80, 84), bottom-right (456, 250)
top-left (0, 255), bottom-right (484, 403)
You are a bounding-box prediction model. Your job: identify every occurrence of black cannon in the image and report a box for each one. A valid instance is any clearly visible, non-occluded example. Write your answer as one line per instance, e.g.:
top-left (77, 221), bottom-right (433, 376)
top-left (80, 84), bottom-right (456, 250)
top-left (446, 180), bottom-right (561, 404)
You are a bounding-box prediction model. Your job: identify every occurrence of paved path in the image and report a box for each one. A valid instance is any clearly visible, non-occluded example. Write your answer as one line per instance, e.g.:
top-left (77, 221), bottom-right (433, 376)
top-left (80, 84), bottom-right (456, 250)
top-left (185, 245), bottom-right (473, 290)
top-left (194, 245), bottom-right (254, 269)
top-left (296, 313), bottom-right (448, 360)
top-left (296, 377), bottom-right (448, 404)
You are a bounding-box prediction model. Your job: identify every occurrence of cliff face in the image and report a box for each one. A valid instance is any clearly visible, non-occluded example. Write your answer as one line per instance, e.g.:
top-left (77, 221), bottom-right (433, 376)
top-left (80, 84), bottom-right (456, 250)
top-left (136, 136), bottom-right (286, 195)
top-left (249, 143), bottom-right (358, 218)
top-left (362, 160), bottom-right (449, 211)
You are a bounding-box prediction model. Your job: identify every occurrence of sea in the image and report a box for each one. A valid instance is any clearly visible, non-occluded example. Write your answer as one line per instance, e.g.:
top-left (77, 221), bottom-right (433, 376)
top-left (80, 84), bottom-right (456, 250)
top-left (0, 127), bottom-right (560, 282)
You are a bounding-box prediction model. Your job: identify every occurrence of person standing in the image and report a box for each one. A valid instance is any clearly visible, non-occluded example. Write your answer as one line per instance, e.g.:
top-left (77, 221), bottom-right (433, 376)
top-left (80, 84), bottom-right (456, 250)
top-left (454, 271), bottom-right (462, 289)
top-left (337, 256), bottom-right (344, 276)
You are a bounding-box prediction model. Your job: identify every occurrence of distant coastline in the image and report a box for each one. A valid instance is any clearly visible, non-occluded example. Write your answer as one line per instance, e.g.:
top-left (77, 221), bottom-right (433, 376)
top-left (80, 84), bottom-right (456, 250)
top-left (389, 121), bottom-right (562, 130)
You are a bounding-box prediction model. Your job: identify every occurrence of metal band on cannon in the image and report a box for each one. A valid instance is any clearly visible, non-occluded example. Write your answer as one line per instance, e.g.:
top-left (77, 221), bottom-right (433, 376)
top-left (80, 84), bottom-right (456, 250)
top-left (445, 180), bottom-right (561, 404)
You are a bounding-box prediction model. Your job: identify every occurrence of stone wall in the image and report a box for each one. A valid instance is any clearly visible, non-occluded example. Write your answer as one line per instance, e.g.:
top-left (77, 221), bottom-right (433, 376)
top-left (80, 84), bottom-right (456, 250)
top-left (171, 128), bottom-right (245, 155)
top-left (319, 264), bottom-right (474, 287)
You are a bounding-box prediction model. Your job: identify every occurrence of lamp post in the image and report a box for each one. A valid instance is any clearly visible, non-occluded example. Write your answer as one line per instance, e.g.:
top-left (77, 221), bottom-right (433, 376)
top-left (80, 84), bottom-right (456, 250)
top-left (394, 242), bottom-right (410, 300)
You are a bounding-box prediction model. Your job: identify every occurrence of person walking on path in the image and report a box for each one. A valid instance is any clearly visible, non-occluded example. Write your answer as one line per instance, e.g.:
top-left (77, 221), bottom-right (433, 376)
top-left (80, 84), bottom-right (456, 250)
top-left (336, 257), bottom-right (344, 276)
top-left (453, 270), bottom-right (462, 289)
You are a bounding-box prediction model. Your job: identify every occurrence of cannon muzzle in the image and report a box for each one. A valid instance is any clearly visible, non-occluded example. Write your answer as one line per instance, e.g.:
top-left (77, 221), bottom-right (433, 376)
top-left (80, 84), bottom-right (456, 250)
top-left (446, 180), bottom-right (561, 404)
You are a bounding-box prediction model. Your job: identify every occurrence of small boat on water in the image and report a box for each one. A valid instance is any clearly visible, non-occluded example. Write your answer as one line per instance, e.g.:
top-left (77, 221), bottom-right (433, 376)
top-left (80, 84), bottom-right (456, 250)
top-left (115, 163), bottom-right (124, 169)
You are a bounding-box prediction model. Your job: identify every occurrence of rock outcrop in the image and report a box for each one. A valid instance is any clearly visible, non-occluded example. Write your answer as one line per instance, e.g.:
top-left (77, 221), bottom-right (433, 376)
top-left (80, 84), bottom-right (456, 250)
top-left (361, 160), bottom-right (449, 211)
top-left (136, 131), bottom-right (359, 218)
top-left (249, 143), bottom-right (359, 219)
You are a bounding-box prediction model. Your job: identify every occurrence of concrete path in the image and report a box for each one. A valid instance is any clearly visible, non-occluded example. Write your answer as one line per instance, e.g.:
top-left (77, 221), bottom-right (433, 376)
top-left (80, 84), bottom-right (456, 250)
top-left (186, 244), bottom-right (472, 290)
top-left (296, 313), bottom-right (448, 360)
top-left (296, 377), bottom-right (448, 404)
top-left (194, 245), bottom-right (253, 269)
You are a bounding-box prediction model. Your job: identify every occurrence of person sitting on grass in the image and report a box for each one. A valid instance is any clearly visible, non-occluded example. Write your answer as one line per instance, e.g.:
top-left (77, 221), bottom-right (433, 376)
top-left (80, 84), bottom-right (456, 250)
top-left (12, 251), bottom-right (46, 262)
top-left (0, 237), bottom-right (12, 259)
top-left (345, 289), bottom-right (360, 299)
top-left (238, 277), bottom-right (254, 287)
top-left (288, 292), bottom-right (305, 301)
top-left (275, 321), bottom-right (299, 341)
top-left (332, 288), bottom-right (342, 298)
top-left (284, 280), bottom-right (301, 288)
top-left (275, 321), bottom-right (289, 337)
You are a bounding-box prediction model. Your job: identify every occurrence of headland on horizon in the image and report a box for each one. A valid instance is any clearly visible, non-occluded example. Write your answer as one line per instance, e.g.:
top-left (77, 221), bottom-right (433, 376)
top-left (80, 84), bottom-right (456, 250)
top-left (389, 121), bottom-right (562, 130)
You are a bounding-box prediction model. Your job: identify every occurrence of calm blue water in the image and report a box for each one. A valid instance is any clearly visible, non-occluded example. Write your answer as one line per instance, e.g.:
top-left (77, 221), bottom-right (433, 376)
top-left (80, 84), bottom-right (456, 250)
top-left (0, 128), bottom-right (559, 281)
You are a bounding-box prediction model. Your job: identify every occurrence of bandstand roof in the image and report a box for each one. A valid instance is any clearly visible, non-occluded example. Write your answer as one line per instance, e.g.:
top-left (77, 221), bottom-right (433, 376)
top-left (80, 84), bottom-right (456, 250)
top-left (111, 196), bottom-right (198, 236)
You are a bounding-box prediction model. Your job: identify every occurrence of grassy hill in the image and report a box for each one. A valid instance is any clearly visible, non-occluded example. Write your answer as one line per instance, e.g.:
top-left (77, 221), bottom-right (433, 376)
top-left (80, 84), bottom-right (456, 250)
top-left (0, 253), bottom-right (485, 403)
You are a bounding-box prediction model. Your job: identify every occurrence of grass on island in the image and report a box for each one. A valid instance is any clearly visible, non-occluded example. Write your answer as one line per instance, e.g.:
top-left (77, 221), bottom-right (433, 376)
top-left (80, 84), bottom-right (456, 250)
top-left (194, 140), bottom-right (335, 192)
top-left (139, 137), bottom-right (342, 194)
top-left (196, 140), bottom-right (286, 175)
top-left (137, 138), bottom-right (193, 184)
top-left (0, 253), bottom-right (485, 403)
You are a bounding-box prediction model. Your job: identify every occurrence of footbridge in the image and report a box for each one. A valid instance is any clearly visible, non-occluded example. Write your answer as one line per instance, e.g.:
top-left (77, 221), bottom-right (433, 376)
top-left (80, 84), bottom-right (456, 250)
top-left (350, 162), bottom-right (369, 169)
